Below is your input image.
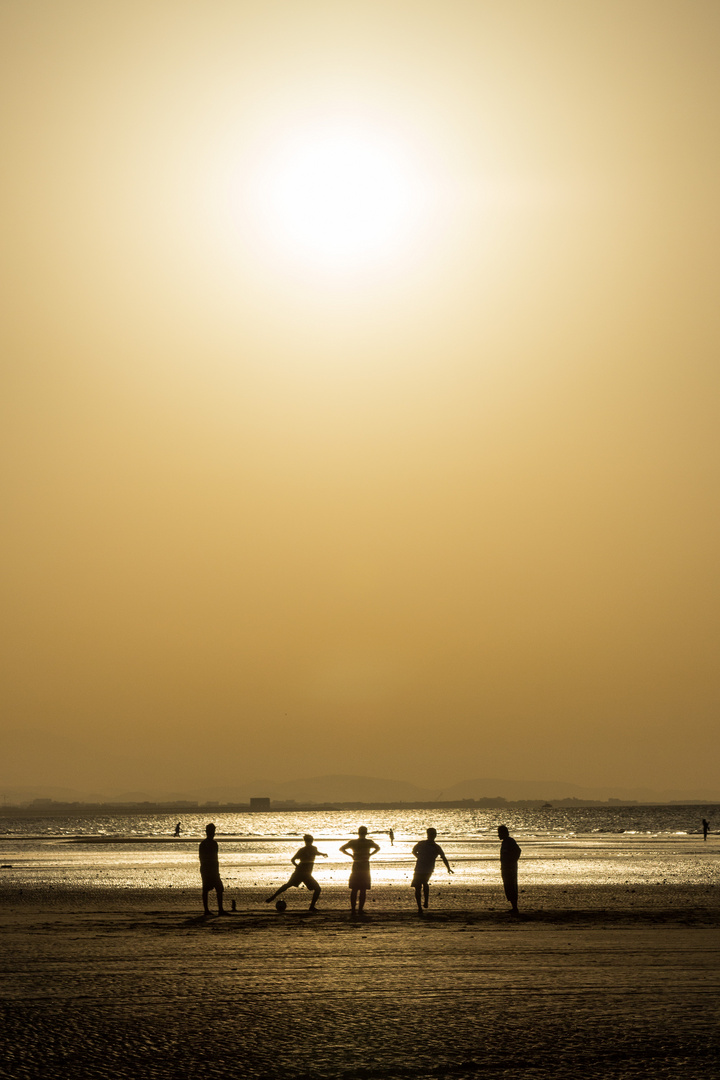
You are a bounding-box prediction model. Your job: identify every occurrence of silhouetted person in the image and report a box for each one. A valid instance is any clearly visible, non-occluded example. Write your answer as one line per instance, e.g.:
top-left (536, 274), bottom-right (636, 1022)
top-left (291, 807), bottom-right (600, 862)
top-left (702, 818), bottom-right (710, 841)
top-left (174, 822), bottom-right (181, 837)
top-left (265, 834), bottom-right (328, 911)
top-left (199, 823), bottom-right (226, 915)
top-left (340, 826), bottom-right (380, 914)
top-left (498, 824), bottom-right (521, 915)
top-left (388, 828), bottom-right (394, 846)
top-left (411, 827), bottom-right (453, 914)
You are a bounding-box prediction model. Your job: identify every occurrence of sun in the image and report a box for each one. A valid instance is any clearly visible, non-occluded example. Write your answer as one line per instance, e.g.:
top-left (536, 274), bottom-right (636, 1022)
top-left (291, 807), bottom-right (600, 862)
top-left (254, 122), bottom-right (427, 270)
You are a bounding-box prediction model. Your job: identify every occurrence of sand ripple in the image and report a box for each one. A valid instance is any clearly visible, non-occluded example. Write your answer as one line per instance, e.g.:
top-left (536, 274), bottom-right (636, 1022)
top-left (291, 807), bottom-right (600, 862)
top-left (2, 885), bottom-right (719, 1079)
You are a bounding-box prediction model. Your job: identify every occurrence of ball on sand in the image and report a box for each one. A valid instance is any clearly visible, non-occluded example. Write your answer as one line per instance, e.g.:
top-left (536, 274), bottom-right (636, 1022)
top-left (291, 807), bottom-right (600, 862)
top-left (275, 899), bottom-right (287, 912)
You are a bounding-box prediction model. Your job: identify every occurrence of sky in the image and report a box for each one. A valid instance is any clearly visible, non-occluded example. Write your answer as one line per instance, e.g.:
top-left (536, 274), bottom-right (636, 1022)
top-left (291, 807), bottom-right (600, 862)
top-left (2, 1), bottom-right (719, 800)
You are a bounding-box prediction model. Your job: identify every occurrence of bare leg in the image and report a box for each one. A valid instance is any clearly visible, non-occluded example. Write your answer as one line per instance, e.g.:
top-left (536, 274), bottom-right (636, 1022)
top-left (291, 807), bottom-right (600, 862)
top-left (202, 886), bottom-right (211, 915)
top-left (266, 881), bottom-right (291, 903)
top-left (216, 880), bottom-right (226, 914)
top-left (358, 888), bottom-right (367, 913)
top-left (423, 883), bottom-right (430, 909)
top-left (350, 888), bottom-right (358, 913)
top-left (309, 886), bottom-right (321, 910)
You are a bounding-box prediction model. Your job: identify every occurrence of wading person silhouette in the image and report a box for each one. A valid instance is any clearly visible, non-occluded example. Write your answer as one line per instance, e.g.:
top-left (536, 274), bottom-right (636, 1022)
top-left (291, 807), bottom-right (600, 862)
top-left (174, 822), bottom-right (181, 837)
top-left (265, 834), bottom-right (328, 911)
top-left (411, 828), bottom-right (453, 914)
top-left (199, 823), bottom-right (226, 916)
top-left (702, 818), bottom-right (710, 841)
top-left (340, 826), bottom-right (380, 915)
top-left (498, 825), bottom-right (521, 915)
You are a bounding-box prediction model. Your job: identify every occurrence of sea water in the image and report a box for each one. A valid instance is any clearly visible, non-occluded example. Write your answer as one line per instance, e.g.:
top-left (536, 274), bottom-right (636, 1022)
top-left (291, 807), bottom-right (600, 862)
top-left (0, 805), bottom-right (717, 892)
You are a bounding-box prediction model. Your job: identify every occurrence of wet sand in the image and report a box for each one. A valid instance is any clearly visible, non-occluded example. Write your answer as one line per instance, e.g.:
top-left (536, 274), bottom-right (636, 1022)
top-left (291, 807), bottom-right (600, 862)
top-left (2, 883), bottom-right (720, 1079)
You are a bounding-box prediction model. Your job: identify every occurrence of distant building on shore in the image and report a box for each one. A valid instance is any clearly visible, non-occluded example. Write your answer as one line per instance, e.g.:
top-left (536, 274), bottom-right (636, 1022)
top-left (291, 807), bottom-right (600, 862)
top-left (249, 797), bottom-right (271, 812)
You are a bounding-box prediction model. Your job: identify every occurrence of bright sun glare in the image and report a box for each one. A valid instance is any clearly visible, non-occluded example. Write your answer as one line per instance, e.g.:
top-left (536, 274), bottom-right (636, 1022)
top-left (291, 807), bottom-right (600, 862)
top-left (255, 124), bottom-right (428, 270)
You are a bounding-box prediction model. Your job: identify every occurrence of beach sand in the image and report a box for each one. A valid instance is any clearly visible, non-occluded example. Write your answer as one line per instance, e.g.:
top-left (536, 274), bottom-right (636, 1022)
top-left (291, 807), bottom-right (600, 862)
top-left (2, 883), bottom-right (719, 1079)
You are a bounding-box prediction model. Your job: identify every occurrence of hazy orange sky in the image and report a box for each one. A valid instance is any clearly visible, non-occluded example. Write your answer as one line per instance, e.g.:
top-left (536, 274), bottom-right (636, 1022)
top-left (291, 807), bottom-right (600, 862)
top-left (2, 1), bottom-right (719, 799)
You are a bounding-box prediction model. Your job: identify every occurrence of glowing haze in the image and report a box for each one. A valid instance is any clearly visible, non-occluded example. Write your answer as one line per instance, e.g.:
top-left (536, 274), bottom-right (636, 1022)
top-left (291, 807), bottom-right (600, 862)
top-left (253, 121), bottom-right (431, 267)
top-left (2, 1), bottom-right (719, 800)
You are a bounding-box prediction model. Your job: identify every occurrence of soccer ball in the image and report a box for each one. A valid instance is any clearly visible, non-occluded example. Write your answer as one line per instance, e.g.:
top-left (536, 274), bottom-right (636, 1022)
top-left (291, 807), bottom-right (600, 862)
top-left (275, 899), bottom-right (287, 912)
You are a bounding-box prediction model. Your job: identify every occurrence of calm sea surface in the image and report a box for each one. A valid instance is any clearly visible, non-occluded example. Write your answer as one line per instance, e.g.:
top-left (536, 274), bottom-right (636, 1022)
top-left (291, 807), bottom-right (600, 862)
top-left (1, 805), bottom-right (717, 891)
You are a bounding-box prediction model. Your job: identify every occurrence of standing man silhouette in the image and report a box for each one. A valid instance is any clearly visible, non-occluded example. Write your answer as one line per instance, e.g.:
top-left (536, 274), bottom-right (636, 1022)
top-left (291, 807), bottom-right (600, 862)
top-left (702, 818), bottom-right (710, 841)
top-left (199, 823), bottom-right (226, 916)
top-left (340, 826), bottom-right (380, 915)
top-left (498, 824), bottom-right (521, 915)
top-left (411, 827), bottom-right (453, 914)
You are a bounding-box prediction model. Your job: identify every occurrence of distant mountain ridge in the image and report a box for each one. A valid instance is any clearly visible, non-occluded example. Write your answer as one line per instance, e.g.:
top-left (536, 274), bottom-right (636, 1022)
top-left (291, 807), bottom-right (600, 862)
top-left (264, 775), bottom-right (720, 805)
top-left (268, 774), bottom-right (433, 804)
top-left (438, 777), bottom-right (720, 804)
top-left (4, 773), bottom-right (720, 805)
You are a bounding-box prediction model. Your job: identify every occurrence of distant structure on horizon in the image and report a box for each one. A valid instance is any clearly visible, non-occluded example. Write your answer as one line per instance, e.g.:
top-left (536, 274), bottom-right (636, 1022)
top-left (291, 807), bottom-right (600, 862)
top-left (250, 797), bottom-right (271, 812)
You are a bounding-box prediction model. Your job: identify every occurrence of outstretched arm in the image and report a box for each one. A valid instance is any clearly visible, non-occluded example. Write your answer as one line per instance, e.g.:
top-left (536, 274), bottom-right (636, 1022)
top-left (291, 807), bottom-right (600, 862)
top-left (440, 849), bottom-right (454, 874)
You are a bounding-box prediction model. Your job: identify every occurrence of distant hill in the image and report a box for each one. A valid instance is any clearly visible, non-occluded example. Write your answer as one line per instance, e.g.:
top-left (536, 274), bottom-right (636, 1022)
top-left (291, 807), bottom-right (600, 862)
top-left (1, 775), bottom-right (435, 806)
top-left (4, 773), bottom-right (719, 807)
top-left (186, 774), bottom-right (720, 805)
top-left (267, 774), bottom-right (435, 804)
top-left (440, 778), bottom-right (720, 803)
top-left (0, 784), bottom-right (111, 805)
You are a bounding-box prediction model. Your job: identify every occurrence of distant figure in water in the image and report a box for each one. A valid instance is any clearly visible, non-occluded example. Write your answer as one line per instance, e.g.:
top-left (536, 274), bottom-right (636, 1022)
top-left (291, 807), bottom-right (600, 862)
top-left (702, 818), bottom-right (710, 841)
top-left (498, 825), bottom-right (521, 915)
top-left (340, 826), bottom-right (380, 915)
top-left (199, 823), bottom-right (226, 916)
top-left (411, 828), bottom-right (453, 914)
top-left (388, 828), bottom-right (394, 846)
top-left (265, 834), bottom-right (328, 911)
top-left (174, 822), bottom-right (181, 837)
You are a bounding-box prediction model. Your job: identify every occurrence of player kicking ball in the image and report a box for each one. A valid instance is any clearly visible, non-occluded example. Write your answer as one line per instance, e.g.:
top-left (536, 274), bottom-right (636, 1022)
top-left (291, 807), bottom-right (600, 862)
top-left (266, 834), bottom-right (328, 911)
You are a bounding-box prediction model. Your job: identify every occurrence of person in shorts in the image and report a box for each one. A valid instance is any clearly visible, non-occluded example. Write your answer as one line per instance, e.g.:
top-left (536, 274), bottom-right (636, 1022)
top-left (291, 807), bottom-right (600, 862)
top-left (340, 826), bottom-right (380, 915)
top-left (411, 827), bottom-right (453, 914)
top-left (266, 834), bottom-right (328, 911)
top-left (199, 823), bottom-right (226, 916)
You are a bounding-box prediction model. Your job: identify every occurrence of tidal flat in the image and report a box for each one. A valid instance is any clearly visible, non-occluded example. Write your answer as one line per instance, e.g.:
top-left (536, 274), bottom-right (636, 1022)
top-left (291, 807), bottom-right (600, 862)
top-left (2, 881), bottom-right (719, 1080)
